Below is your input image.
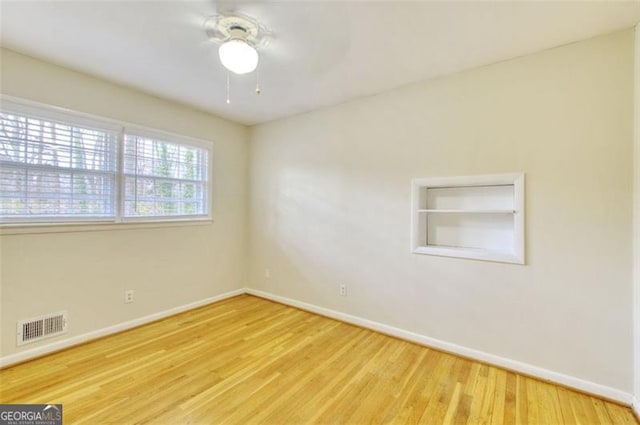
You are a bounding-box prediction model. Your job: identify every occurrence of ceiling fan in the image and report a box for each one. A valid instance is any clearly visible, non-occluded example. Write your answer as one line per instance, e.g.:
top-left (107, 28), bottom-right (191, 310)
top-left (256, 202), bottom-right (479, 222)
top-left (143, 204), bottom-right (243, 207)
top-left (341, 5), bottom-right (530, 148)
top-left (205, 13), bottom-right (270, 103)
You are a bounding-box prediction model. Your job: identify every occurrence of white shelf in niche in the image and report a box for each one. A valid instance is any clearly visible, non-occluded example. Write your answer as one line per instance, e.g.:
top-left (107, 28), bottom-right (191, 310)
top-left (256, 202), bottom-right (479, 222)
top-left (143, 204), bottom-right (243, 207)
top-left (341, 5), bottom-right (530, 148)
top-left (411, 173), bottom-right (525, 264)
top-left (417, 209), bottom-right (515, 214)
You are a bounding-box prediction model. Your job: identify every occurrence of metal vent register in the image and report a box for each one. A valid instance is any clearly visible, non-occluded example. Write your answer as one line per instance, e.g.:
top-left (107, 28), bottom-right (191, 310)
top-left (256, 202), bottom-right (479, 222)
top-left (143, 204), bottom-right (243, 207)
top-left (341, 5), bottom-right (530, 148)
top-left (17, 312), bottom-right (68, 346)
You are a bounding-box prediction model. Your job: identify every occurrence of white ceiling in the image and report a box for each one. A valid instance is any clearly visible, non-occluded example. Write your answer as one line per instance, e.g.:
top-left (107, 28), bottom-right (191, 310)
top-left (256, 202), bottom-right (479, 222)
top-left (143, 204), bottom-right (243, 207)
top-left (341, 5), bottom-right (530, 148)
top-left (1, 1), bottom-right (639, 125)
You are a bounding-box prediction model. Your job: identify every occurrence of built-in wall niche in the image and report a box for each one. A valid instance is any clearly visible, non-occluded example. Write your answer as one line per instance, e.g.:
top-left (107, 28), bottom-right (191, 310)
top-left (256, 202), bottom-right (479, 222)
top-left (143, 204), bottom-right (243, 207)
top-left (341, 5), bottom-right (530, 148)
top-left (411, 173), bottom-right (525, 264)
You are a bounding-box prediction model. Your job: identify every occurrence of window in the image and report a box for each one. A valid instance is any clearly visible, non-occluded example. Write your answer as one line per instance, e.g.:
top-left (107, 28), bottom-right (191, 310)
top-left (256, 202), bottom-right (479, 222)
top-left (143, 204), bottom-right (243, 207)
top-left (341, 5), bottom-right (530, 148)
top-left (0, 98), bottom-right (211, 225)
top-left (410, 173), bottom-right (525, 264)
top-left (0, 104), bottom-right (120, 222)
top-left (123, 131), bottom-right (209, 219)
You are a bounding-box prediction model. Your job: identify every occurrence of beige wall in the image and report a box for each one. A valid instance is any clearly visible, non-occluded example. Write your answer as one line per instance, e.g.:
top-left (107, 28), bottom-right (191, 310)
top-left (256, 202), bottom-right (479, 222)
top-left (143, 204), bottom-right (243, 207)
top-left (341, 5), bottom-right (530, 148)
top-left (0, 49), bottom-right (249, 357)
top-left (249, 30), bottom-right (635, 392)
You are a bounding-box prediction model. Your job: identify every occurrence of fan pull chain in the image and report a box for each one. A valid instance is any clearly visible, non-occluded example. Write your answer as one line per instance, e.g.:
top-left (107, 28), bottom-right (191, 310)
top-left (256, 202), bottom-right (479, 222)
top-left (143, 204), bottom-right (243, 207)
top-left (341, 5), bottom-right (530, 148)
top-left (226, 70), bottom-right (231, 104)
top-left (255, 62), bottom-right (261, 95)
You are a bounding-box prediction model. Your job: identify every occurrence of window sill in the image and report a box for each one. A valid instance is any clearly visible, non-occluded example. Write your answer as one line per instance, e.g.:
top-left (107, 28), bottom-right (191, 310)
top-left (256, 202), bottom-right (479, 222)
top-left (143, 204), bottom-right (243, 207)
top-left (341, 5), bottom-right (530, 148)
top-left (0, 218), bottom-right (213, 236)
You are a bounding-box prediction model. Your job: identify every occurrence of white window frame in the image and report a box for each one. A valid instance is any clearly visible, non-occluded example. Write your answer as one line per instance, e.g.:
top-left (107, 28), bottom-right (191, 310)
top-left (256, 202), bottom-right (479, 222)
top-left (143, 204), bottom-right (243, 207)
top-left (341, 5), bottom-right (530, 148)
top-left (120, 127), bottom-right (212, 223)
top-left (410, 173), bottom-right (525, 264)
top-left (0, 95), bottom-right (213, 231)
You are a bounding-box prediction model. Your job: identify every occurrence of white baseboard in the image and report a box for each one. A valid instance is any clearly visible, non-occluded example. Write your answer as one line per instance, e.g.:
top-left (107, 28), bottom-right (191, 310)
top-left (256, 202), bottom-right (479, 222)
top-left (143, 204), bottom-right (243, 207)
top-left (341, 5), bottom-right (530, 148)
top-left (246, 288), bottom-right (634, 406)
top-left (632, 396), bottom-right (640, 420)
top-left (0, 288), bottom-right (244, 368)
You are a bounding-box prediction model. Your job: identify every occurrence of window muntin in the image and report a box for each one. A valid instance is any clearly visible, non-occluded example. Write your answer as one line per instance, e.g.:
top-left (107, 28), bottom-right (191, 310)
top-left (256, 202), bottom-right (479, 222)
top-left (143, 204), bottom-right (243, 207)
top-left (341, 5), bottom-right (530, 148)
top-left (0, 99), bottom-right (212, 225)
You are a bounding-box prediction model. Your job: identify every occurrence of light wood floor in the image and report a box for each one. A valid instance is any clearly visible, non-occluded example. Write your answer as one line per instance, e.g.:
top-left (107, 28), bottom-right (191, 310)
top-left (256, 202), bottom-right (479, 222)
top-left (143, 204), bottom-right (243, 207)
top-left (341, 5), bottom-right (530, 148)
top-left (0, 295), bottom-right (637, 424)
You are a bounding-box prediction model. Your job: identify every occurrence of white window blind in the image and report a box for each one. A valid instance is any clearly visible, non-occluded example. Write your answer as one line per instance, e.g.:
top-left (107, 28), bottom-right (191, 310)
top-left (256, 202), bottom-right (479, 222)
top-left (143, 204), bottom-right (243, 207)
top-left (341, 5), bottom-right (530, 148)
top-left (0, 108), bottom-right (118, 221)
top-left (0, 98), bottom-right (213, 226)
top-left (123, 132), bottom-right (209, 219)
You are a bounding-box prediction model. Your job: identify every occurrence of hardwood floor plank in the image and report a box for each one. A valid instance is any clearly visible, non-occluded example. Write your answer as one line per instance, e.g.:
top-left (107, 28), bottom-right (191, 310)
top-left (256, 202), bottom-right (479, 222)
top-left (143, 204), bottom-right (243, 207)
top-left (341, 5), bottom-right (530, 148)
top-left (502, 372), bottom-right (518, 425)
top-left (489, 369), bottom-right (506, 425)
top-left (515, 375), bottom-right (529, 424)
top-left (0, 295), bottom-right (637, 424)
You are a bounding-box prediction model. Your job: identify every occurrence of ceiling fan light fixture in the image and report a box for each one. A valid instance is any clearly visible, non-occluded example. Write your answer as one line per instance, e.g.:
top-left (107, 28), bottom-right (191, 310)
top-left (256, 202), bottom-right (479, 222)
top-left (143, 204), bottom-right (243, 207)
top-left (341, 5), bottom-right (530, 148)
top-left (218, 38), bottom-right (259, 75)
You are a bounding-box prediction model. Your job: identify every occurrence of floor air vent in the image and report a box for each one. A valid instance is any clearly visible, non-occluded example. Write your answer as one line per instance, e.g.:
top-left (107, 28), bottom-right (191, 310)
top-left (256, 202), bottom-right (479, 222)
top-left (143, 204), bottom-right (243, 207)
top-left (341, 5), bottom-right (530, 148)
top-left (17, 312), bottom-right (68, 346)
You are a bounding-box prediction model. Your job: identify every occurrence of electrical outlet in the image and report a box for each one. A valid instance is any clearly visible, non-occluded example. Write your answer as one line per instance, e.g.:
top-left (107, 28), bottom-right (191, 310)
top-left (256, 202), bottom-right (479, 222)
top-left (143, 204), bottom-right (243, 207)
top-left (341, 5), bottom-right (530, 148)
top-left (339, 284), bottom-right (347, 297)
top-left (265, 268), bottom-right (271, 279)
top-left (124, 290), bottom-right (134, 304)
